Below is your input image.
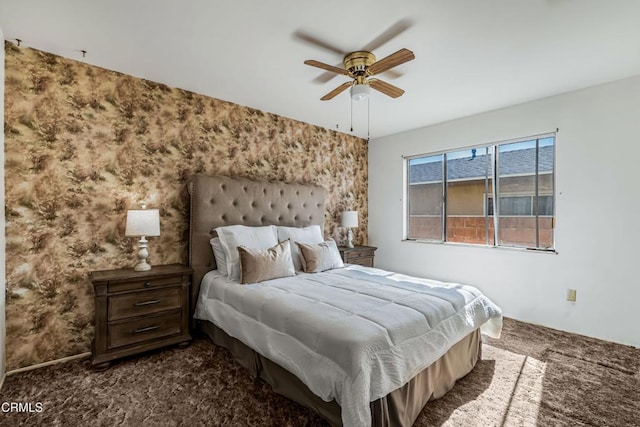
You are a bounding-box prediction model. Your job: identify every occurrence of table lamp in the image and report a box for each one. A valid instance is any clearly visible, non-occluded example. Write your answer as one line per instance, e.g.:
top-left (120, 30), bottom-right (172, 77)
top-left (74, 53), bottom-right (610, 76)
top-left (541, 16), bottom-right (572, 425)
top-left (125, 205), bottom-right (160, 271)
top-left (341, 210), bottom-right (358, 249)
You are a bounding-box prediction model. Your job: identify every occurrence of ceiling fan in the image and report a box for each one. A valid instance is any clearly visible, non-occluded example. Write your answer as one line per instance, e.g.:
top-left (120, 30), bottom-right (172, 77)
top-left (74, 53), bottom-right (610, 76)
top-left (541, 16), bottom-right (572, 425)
top-left (304, 48), bottom-right (415, 101)
top-left (295, 19), bottom-right (415, 101)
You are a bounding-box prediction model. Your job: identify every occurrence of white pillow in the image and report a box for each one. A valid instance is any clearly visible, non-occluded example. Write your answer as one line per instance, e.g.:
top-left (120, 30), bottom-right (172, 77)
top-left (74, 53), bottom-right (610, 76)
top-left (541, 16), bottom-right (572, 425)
top-left (277, 225), bottom-right (324, 271)
top-left (209, 237), bottom-right (228, 276)
top-left (215, 225), bottom-right (278, 280)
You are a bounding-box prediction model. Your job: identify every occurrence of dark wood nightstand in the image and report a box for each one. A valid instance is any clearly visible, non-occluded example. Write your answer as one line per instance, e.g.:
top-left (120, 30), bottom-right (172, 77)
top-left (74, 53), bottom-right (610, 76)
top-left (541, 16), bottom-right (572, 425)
top-left (338, 245), bottom-right (377, 267)
top-left (90, 263), bottom-right (193, 370)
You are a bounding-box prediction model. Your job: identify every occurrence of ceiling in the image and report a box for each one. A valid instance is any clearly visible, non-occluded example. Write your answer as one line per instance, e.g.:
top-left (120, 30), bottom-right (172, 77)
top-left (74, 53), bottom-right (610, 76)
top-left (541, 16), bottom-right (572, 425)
top-left (1, 0), bottom-right (640, 139)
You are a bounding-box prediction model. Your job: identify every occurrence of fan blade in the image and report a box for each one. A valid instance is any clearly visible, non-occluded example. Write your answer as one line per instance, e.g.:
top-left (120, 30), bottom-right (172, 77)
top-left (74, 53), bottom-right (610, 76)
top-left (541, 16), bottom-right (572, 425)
top-left (321, 81), bottom-right (354, 101)
top-left (368, 48), bottom-right (415, 75)
top-left (293, 30), bottom-right (344, 55)
top-left (369, 79), bottom-right (405, 98)
top-left (304, 60), bottom-right (350, 76)
top-left (362, 19), bottom-right (413, 52)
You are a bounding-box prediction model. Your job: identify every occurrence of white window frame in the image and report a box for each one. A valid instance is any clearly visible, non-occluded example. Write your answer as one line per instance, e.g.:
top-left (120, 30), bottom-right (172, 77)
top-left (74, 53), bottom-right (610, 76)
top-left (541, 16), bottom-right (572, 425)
top-left (404, 132), bottom-right (556, 252)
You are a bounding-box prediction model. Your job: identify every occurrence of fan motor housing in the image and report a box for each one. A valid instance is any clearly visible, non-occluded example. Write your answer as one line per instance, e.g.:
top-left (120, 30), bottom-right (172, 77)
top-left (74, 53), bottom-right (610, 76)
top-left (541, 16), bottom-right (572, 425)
top-left (344, 51), bottom-right (376, 77)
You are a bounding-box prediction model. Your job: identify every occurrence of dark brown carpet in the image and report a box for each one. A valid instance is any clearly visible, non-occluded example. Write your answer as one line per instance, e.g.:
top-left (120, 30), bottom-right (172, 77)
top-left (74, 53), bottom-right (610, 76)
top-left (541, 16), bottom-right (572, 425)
top-left (1, 318), bottom-right (638, 426)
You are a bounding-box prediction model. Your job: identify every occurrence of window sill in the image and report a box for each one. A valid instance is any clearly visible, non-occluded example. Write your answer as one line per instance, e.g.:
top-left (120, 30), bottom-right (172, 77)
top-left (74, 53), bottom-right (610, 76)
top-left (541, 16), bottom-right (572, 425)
top-left (402, 239), bottom-right (558, 255)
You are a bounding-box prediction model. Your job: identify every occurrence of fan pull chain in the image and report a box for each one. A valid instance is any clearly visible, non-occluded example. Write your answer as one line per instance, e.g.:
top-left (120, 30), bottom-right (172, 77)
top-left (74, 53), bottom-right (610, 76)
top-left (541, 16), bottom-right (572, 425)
top-left (367, 97), bottom-right (370, 141)
top-left (350, 97), bottom-right (354, 132)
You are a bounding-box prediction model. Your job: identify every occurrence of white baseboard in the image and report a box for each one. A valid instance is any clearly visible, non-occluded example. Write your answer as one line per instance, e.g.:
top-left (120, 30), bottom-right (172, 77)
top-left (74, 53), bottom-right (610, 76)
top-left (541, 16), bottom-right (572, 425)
top-left (4, 352), bottom-right (91, 377)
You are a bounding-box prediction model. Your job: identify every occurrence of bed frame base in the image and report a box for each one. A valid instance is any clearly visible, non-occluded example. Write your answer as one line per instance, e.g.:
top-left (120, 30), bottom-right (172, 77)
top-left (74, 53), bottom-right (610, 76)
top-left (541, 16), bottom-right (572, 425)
top-left (200, 321), bottom-right (481, 427)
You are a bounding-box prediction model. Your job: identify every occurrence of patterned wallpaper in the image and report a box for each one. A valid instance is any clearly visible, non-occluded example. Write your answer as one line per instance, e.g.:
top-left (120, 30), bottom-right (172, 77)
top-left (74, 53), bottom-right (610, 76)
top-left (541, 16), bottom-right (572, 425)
top-left (3, 42), bottom-right (368, 369)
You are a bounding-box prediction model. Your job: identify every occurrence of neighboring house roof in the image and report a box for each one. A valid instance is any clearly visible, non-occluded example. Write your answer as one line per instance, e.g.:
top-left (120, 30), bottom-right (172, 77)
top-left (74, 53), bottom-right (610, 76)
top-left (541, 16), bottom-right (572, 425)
top-left (409, 146), bottom-right (554, 183)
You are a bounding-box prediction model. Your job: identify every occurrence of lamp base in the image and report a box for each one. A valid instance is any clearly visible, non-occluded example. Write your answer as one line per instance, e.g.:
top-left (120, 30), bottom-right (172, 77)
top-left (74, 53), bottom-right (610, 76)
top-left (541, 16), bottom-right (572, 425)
top-left (133, 236), bottom-right (153, 271)
top-left (346, 228), bottom-right (354, 249)
top-left (133, 260), bottom-right (152, 271)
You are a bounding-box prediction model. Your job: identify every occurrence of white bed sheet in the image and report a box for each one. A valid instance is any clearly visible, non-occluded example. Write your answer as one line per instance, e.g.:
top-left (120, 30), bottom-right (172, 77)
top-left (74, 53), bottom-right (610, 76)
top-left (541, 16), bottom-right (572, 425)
top-left (195, 265), bottom-right (502, 427)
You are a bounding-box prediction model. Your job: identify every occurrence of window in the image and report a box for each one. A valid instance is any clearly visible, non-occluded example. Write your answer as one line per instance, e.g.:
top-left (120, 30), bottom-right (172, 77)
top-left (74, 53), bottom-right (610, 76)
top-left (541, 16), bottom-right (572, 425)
top-left (407, 154), bottom-right (444, 240)
top-left (406, 134), bottom-right (555, 250)
top-left (487, 195), bottom-right (553, 216)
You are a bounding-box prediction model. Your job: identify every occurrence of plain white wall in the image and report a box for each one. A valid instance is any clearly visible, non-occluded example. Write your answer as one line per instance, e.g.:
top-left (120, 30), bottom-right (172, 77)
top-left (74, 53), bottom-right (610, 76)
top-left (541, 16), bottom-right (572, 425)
top-left (369, 74), bottom-right (640, 348)
top-left (1, 27), bottom-right (6, 379)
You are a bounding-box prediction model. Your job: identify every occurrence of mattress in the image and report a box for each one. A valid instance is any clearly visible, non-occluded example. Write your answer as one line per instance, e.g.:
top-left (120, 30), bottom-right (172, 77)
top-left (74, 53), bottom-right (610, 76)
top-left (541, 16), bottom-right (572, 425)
top-left (194, 265), bottom-right (502, 427)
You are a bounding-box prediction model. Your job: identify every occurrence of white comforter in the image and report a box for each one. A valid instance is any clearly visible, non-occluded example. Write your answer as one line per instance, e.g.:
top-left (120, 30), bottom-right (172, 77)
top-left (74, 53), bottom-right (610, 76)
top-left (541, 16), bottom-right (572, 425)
top-left (195, 265), bottom-right (502, 427)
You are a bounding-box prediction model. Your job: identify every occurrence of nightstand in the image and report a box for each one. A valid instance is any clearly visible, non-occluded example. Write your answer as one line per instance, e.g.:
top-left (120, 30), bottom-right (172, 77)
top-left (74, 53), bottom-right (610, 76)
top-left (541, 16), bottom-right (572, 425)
top-left (90, 263), bottom-right (193, 370)
top-left (338, 245), bottom-right (377, 267)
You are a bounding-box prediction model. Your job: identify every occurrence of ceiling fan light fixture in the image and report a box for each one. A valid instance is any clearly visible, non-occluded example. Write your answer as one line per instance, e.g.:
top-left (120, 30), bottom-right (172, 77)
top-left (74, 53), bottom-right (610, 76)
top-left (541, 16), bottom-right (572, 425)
top-left (350, 84), bottom-right (371, 101)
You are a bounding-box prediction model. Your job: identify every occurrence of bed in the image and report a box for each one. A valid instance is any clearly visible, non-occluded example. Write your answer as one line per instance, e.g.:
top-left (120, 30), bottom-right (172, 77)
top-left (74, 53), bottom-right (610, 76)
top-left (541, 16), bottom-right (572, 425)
top-left (187, 174), bottom-right (502, 427)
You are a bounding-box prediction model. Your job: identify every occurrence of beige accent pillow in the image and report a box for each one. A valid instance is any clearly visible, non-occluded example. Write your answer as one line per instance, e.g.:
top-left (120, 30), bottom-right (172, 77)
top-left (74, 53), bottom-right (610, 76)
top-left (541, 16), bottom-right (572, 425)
top-left (237, 240), bottom-right (296, 284)
top-left (296, 238), bottom-right (344, 273)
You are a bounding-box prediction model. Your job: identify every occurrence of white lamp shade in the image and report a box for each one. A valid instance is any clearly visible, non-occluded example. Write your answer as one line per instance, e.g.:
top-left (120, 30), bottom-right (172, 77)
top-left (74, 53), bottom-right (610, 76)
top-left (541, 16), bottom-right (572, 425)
top-left (125, 209), bottom-right (160, 237)
top-left (341, 210), bottom-right (359, 228)
top-left (350, 84), bottom-right (370, 101)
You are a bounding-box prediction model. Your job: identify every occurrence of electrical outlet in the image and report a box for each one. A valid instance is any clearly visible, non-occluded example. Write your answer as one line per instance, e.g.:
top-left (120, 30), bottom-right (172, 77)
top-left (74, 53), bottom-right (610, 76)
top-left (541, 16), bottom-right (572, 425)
top-left (567, 289), bottom-right (577, 302)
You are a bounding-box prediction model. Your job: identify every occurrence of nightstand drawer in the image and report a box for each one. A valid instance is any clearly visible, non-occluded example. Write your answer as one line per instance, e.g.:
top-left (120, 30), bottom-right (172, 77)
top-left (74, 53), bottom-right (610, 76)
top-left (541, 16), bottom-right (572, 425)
top-left (345, 249), bottom-right (373, 260)
top-left (107, 276), bottom-right (181, 294)
top-left (339, 245), bottom-right (377, 268)
top-left (108, 311), bottom-right (182, 349)
top-left (108, 287), bottom-right (181, 321)
top-left (348, 257), bottom-right (374, 267)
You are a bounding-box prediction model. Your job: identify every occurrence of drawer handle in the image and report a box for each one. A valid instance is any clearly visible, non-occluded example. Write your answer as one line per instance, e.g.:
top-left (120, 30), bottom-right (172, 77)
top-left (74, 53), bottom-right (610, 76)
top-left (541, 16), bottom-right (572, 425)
top-left (144, 282), bottom-right (152, 288)
top-left (134, 300), bottom-right (160, 307)
top-left (133, 325), bottom-right (160, 334)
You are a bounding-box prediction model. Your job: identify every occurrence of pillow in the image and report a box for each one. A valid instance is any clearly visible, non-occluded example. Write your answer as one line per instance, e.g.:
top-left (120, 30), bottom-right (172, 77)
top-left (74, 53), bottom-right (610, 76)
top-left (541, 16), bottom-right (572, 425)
top-left (215, 225), bottom-right (278, 280)
top-left (209, 237), bottom-right (228, 276)
top-left (276, 225), bottom-right (324, 271)
top-left (296, 238), bottom-right (344, 273)
top-left (238, 240), bottom-right (295, 284)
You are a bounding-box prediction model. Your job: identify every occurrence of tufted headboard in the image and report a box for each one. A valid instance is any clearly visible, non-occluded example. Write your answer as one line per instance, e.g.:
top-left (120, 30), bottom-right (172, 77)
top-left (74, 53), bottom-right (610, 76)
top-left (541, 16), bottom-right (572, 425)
top-left (188, 174), bottom-right (326, 314)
